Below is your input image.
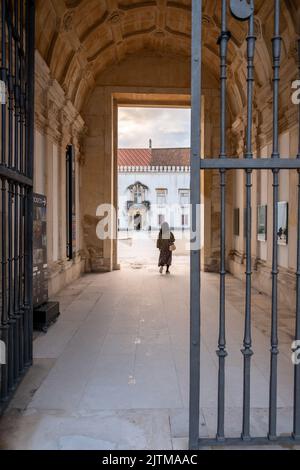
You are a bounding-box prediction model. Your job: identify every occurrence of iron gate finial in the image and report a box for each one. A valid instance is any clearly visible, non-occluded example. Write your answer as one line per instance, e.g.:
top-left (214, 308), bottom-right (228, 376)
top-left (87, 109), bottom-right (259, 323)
top-left (230, 0), bottom-right (254, 21)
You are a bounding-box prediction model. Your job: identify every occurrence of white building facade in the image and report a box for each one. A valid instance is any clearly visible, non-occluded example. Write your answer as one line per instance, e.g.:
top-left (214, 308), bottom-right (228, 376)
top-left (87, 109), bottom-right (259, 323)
top-left (118, 149), bottom-right (190, 231)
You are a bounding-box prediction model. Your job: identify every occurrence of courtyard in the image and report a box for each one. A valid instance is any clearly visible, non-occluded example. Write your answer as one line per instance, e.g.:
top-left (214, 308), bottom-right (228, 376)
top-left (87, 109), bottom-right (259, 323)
top-left (0, 235), bottom-right (298, 450)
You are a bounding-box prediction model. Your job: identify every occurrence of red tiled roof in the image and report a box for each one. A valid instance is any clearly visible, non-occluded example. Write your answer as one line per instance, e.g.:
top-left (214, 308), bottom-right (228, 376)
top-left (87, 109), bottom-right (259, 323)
top-left (151, 148), bottom-right (190, 166)
top-left (118, 148), bottom-right (190, 166)
top-left (118, 148), bottom-right (152, 166)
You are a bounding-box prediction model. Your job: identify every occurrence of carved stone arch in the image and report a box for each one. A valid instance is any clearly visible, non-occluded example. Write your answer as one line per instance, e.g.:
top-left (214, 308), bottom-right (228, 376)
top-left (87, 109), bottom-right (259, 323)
top-left (35, 0), bottom-right (298, 118)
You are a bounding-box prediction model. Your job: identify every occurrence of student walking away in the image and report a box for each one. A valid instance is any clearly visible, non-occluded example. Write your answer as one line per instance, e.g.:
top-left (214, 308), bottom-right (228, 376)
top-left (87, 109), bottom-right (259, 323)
top-left (157, 222), bottom-right (176, 274)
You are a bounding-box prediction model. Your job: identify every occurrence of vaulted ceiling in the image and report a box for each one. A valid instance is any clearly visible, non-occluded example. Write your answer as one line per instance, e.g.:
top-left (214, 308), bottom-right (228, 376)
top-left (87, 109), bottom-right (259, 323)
top-left (36, 0), bottom-right (299, 113)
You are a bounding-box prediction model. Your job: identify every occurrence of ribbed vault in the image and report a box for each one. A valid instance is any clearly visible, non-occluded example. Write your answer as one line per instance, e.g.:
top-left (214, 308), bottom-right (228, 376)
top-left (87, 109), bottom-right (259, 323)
top-left (36, 0), bottom-right (299, 117)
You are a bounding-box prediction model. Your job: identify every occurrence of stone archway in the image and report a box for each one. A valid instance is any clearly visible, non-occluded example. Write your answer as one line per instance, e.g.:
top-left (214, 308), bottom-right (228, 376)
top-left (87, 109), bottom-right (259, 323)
top-left (34, 0), bottom-right (299, 287)
top-left (133, 213), bottom-right (142, 231)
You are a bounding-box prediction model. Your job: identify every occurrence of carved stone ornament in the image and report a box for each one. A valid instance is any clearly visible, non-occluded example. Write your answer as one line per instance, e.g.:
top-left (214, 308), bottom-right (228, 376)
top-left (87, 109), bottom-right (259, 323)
top-left (62, 11), bottom-right (74, 32)
top-left (254, 16), bottom-right (262, 40)
top-left (153, 29), bottom-right (166, 39)
top-left (82, 64), bottom-right (93, 81)
top-left (202, 15), bottom-right (215, 28)
top-left (47, 99), bottom-right (59, 120)
top-left (288, 38), bottom-right (298, 61)
top-left (109, 10), bottom-right (123, 25)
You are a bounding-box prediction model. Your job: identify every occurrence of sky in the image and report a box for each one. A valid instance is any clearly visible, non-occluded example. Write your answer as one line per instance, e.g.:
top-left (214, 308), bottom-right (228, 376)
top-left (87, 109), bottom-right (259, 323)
top-left (118, 107), bottom-right (191, 149)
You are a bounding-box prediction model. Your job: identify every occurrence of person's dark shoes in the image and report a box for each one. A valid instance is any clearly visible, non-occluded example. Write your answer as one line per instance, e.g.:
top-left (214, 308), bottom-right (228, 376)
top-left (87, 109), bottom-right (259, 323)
top-left (159, 266), bottom-right (163, 274)
top-left (166, 269), bottom-right (170, 275)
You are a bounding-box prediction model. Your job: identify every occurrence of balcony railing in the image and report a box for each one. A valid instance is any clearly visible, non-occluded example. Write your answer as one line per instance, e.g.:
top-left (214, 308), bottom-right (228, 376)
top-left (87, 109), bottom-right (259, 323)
top-left (127, 201), bottom-right (151, 211)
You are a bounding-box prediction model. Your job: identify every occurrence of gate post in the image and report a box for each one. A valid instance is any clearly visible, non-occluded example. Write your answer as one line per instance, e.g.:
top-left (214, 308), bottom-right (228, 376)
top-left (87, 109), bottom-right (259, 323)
top-left (189, 0), bottom-right (202, 450)
top-left (293, 36), bottom-right (300, 441)
top-left (24, 0), bottom-right (35, 366)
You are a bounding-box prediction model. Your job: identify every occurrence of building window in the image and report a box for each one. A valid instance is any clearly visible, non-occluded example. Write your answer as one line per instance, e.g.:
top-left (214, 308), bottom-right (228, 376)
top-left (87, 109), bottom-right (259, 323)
top-left (179, 189), bottom-right (190, 206)
top-left (181, 214), bottom-right (189, 226)
top-left (156, 189), bottom-right (167, 206)
top-left (127, 182), bottom-right (148, 204)
top-left (233, 208), bottom-right (240, 236)
top-left (134, 187), bottom-right (142, 203)
top-left (66, 144), bottom-right (75, 260)
top-left (158, 214), bottom-right (165, 226)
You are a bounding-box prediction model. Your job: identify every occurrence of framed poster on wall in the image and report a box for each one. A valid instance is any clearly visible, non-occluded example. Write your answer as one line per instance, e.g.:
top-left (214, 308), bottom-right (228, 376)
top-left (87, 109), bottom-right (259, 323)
top-left (257, 205), bottom-right (267, 242)
top-left (277, 201), bottom-right (288, 246)
top-left (243, 207), bottom-right (252, 239)
top-left (233, 208), bottom-right (240, 236)
top-left (66, 145), bottom-right (76, 259)
top-left (33, 193), bottom-right (48, 307)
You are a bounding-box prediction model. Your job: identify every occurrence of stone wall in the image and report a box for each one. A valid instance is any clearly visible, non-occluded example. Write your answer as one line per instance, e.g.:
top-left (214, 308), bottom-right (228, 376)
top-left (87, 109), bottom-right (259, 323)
top-left (228, 127), bottom-right (299, 312)
top-left (35, 51), bottom-right (86, 296)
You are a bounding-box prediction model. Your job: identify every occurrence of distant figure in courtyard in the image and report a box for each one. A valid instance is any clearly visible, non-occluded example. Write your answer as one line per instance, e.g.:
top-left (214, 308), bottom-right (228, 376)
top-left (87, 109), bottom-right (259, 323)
top-left (157, 222), bottom-right (175, 274)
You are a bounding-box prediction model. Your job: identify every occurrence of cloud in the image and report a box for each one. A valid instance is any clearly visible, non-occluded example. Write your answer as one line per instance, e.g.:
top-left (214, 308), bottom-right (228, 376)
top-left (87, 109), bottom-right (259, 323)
top-left (118, 107), bottom-right (191, 148)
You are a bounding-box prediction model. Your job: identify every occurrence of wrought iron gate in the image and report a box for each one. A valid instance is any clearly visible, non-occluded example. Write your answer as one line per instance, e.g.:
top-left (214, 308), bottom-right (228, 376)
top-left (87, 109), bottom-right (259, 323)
top-left (189, 0), bottom-right (300, 448)
top-left (0, 0), bottom-right (35, 412)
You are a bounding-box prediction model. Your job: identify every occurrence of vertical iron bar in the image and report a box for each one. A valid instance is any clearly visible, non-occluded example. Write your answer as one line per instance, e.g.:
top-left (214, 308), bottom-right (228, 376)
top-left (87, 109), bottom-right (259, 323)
top-left (7, 0), bottom-right (13, 169)
top-left (0, 178), bottom-right (8, 402)
top-left (293, 37), bottom-right (300, 441)
top-left (18, 185), bottom-right (24, 372)
top-left (7, 1), bottom-right (15, 386)
top-left (23, 0), bottom-right (29, 366)
top-left (241, 11), bottom-right (256, 441)
top-left (17, 0), bottom-right (24, 373)
top-left (19, 0), bottom-right (25, 370)
top-left (7, 181), bottom-right (14, 390)
top-left (14, 0), bottom-right (19, 171)
top-left (19, 1), bottom-right (25, 373)
top-left (189, 0), bottom-right (202, 450)
top-left (216, 0), bottom-right (230, 442)
top-left (12, 0), bottom-right (20, 381)
top-left (20, 0), bottom-right (25, 174)
top-left (24, 0), bottom-right (35, 366)
top-left (14, 181), bottom-right (20, 377)
top-left (1, 0), bottom-right (7, 166)
top-left (269, 0), bottom-right (281, 441)
top-left (0, 0), bottom-right (8, 403)
top-left (15, 0), bottom-right (22, 375)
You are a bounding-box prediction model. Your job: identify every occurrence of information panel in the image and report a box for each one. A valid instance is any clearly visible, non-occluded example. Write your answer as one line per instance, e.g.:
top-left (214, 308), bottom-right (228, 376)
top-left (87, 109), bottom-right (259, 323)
top-left (33, 193), bottom-right (48, 307)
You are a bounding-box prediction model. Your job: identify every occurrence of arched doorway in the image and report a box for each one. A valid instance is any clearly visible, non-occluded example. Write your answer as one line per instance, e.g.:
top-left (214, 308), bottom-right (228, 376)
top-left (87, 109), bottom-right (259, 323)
top-left (134, 212), bottom-right (142, 231)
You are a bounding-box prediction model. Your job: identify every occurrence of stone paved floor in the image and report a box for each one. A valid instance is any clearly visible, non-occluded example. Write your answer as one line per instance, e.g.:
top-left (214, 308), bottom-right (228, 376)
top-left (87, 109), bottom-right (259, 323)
top-left (0, 234), bottom-right (299, 450)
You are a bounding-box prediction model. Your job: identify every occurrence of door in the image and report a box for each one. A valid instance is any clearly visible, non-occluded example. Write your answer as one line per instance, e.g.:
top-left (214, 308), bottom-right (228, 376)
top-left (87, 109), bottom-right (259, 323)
top-left (189, 0), bottom-right (300, 448)
top-left (134, 213), bottom-right (142, 231)
top-left (0, 0), bottom-right (35, 411)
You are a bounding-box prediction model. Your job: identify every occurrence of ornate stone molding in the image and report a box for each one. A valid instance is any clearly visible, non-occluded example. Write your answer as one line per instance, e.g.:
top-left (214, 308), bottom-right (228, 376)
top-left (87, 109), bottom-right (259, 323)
top-left (229, 249), bottom-right (245, 265)
top-left (61, 11), bottom-right (74, 33)
top-left (288, 37), bottom-right (299, 62)
top-left (118, 165), bottom-right (190, 173)
top-left (231, 116), bottom-right (246, 156)
top-left (254, 16), bottom-right (262, 41)
top-left (108, 10), bottom-right (124, 25)
top-left (35, 50), bottom-right (86, 144)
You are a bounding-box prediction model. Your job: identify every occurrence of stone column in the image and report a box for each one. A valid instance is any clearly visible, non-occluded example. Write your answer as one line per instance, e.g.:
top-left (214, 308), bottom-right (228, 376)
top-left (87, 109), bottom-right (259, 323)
top-left (112, 98), bottom-right (120, 270)
top-left (202, 89), bottom-right (222, 272)
top-left (81, 87), bottom-right (115, 272)
top-left (102, 91), bottom-right (114, 271)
